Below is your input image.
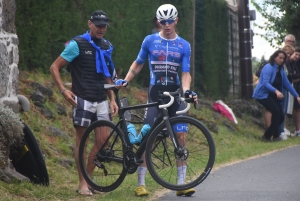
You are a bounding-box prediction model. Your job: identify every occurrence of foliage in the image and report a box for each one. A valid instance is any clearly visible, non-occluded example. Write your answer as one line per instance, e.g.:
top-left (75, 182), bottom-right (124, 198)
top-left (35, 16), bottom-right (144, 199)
top-left (15, 0), bottom-right (192, 87)
top-left (194, 0), bottom-right (230, 98)
top-left (0, 107), bottom-right (24, 168)
top-left (15, 0), bottom-right (232, 98)
top-left (251, 0), bottom-right (300, 48)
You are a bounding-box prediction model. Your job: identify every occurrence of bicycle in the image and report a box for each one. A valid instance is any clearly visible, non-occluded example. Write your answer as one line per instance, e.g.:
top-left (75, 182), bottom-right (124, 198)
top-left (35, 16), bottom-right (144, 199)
top-left (78, 84), bottom-right (215, 192)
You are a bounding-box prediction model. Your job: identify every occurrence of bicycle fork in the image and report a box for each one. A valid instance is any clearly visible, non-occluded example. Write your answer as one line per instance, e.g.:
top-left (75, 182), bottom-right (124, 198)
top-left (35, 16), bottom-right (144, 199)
top-left (163, 114), bottom-right (188, 162)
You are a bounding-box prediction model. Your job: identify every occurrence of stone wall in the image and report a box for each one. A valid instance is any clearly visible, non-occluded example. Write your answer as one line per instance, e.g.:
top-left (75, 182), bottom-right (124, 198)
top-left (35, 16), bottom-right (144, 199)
top-left (0, 0), bottom-right (19, 113)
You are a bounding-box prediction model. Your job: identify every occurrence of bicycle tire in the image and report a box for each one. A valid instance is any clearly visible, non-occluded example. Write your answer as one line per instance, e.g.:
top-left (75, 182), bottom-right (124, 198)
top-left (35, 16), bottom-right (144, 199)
top-left (145, 116), bottom-right (215, 190)
top-left (78, 120), bottom-right (127, 192)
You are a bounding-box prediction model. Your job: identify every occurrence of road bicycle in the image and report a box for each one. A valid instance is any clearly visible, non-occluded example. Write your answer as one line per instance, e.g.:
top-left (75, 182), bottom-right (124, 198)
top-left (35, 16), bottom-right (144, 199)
top-left (78, 84), bottom-right (215, 192)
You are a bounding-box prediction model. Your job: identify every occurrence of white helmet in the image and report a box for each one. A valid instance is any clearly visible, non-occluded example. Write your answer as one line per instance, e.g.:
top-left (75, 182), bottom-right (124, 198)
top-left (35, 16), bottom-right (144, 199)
top-left (156, 4), bottom-right (178, 21)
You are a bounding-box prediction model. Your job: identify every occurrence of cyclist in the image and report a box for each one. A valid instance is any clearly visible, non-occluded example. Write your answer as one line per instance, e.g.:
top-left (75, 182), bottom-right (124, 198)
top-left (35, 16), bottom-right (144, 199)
top-left (116, 4), bottom-right (198, 197)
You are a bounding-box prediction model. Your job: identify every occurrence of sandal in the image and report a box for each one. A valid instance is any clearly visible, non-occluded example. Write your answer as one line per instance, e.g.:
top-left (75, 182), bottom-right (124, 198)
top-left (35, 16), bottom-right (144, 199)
top-left (76, 189), bottom-right (93, 196)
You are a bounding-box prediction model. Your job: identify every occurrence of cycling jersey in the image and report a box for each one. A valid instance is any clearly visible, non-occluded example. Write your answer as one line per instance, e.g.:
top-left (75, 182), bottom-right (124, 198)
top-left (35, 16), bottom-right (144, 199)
top-left (136, 33), bottom-right (191, 86)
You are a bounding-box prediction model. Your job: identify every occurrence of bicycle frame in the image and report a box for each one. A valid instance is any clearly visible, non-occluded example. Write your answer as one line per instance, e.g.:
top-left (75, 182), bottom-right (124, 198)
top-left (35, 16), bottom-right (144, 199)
top-left (79, 84), bottom-right (215, 192)
top-left (110, 86), bottom-right (182, 161)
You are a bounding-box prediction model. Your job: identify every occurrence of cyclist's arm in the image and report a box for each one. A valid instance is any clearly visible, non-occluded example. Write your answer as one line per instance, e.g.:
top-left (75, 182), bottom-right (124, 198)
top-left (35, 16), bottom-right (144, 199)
top-left (181, 72), bottom-right (191, 93)
top-left (181, 42), bottom-right (192, 93)
top-left (124, 61), bottom-right (144, 82)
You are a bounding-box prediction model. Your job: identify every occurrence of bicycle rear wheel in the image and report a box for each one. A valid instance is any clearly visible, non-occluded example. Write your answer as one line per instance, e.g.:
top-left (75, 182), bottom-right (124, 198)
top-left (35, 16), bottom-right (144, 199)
top-left (79, 120), bottom-right (127, 192)
top-left (145, 116), bottom-right (215, 190)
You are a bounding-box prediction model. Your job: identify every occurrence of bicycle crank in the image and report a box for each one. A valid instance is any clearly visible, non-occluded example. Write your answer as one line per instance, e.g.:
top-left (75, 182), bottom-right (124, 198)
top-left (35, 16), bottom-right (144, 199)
top-left (123, 151), bottom-right (143, 174)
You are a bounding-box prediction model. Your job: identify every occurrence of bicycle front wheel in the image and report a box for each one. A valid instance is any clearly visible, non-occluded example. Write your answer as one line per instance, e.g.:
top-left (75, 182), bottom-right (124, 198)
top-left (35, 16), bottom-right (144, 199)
top-left (78, 120), bottom-right (127, 192)
top-left (145, 116), bottom-right (215, 190)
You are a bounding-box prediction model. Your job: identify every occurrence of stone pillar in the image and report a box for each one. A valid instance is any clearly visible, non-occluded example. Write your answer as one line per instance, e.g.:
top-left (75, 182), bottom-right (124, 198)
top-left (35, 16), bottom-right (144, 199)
top-left (0, 0), bottom-right (19, 113)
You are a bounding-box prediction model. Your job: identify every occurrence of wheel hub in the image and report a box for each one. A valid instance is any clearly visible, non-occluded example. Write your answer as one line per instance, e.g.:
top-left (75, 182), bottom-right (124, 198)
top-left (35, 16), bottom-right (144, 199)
top-left (175, 147), bottom-right (189, 161)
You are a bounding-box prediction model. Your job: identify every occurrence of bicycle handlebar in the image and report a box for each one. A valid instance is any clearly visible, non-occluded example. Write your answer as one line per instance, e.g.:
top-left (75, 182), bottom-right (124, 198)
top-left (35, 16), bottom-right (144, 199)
top-left (158, 92), bottom-right (175, 109)
top-left (104, 84), bottom-right (192, 112)
top-left (176, 97), bottom-right (190, 114)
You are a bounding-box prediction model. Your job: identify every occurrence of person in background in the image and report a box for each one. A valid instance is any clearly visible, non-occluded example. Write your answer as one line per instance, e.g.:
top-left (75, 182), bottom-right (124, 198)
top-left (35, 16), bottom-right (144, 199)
top-left (284, 34), bottom-right (296, 47)
top-left (116, 4), bottom-right (198, 197)
top-left (286, 47), bottom-right (300, 136)
top-left (151, 16), bottom-right (161, 34)
top-left (253, 50), bottom-right (300, 142)
top-left (279, 44), bottom-right (295, 139)
top-left (263, 34), bottom-right (296, 134)
top-left (50, 10), bottom-right (118, 196)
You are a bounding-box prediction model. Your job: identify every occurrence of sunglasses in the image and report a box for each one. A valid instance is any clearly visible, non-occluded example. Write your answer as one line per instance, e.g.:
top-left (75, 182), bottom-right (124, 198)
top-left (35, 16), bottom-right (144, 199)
top-left (159, 19), bottom-right (175, 25)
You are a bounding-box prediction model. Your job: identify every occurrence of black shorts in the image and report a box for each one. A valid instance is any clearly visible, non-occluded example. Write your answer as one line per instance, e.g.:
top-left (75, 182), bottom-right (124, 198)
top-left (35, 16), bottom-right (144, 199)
top-left (144, 85), bottom-right (187, 126)
top-left (294, 97), bottom-right (300, 109)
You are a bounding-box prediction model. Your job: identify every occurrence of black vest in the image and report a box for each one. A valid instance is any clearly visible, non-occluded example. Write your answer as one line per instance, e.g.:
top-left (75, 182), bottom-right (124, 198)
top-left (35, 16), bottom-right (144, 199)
top-left (70, 38), bottom-right (108, 102)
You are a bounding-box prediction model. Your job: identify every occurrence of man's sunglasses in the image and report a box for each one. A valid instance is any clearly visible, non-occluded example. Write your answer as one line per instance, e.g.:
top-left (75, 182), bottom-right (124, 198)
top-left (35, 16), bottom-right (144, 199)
top-left (159, 19), bottom-right (175, 25)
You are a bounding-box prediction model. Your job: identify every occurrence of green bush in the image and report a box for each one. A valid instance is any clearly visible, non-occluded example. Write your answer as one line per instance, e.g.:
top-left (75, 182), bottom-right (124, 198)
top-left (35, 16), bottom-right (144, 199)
top-left (15, 0), bottom-right (230, 97)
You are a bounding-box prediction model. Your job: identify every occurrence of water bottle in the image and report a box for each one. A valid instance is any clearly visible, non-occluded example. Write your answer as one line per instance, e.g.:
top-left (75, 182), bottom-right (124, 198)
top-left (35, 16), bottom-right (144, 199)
top-left (127, 123), bottom-right (139, 144)
top-left (136, 124), bottom-right (151, 143)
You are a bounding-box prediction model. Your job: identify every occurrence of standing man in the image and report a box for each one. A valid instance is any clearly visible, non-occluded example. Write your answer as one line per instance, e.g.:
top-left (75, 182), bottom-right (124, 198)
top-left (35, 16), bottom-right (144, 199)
top-left (116, 4), bottom-right (198, 197)
top-left (50, 10), bottom-right (118, 196)
top-left (284, 34), bottom-right (296, 47)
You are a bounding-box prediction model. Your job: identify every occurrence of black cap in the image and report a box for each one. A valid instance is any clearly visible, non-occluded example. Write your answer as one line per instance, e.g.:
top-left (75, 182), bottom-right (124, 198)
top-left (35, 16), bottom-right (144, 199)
top-left (90, 10), bottom-right (109, 26)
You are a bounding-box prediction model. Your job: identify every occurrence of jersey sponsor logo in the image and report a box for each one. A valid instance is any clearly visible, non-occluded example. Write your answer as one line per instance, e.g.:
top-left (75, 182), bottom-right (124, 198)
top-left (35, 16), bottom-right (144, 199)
top-left (156, 76), bottom-right (175, 85)
top-left (174, 124), bottom-right (188, 132)
top-left (152, 64), bottom-right (178, 74)
top-left (152, 50), bottom-right (181, 58)
top-left (153, 40), bottom-right (162, 43)
top-left (158, 55), bottom-right (166, 61)
top-left (85, 50), bottom-right (92, 54)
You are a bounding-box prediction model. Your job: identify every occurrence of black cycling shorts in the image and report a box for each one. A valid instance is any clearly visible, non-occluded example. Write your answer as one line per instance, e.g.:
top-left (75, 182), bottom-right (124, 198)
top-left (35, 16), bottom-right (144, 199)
top-left (143, 85), bottom-right (187, 126)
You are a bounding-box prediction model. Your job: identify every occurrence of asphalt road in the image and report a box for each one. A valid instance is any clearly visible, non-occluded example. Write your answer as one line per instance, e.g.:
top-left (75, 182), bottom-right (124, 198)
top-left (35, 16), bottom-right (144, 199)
top-left (157, 145), bottom-right (300, 201)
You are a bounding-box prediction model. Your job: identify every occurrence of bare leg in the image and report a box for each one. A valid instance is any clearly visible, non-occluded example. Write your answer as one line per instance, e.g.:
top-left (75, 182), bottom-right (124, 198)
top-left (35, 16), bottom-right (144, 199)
top-left (176, 132), bottom-right (186, 167)
top-left (74, 126), bottom-right (90, 193)
top-left (86, 126), bottom-right (110, 176)
top-left (264, 110), bottom-right (272, 127)
top-left (293, 109), bottom-right (300, 131)
top-left (76, 126), bottom-right (110, 193)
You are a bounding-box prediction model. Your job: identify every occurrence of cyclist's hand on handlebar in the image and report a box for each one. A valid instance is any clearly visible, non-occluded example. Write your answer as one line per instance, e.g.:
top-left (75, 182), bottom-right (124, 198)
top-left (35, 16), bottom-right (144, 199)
top-left (185, 90), bottom-right (198, 104)
top-left (115, 79), bottom-right (128, 88)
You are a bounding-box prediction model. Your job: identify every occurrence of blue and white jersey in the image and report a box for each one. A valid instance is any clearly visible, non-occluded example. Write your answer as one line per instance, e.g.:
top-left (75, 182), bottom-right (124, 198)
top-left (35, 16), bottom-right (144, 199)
top-left (136, 33), bottom-right (191, 86)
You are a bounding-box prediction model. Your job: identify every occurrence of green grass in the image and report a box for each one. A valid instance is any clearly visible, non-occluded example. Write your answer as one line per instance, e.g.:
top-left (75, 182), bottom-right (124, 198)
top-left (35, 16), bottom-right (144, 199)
top-left (1, 71), bottom-right (300, 200)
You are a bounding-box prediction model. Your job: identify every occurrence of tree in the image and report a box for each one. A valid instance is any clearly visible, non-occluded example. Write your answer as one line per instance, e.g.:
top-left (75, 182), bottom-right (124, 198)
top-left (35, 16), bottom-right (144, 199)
top-left (251, 0), bottom-right (300, 48)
